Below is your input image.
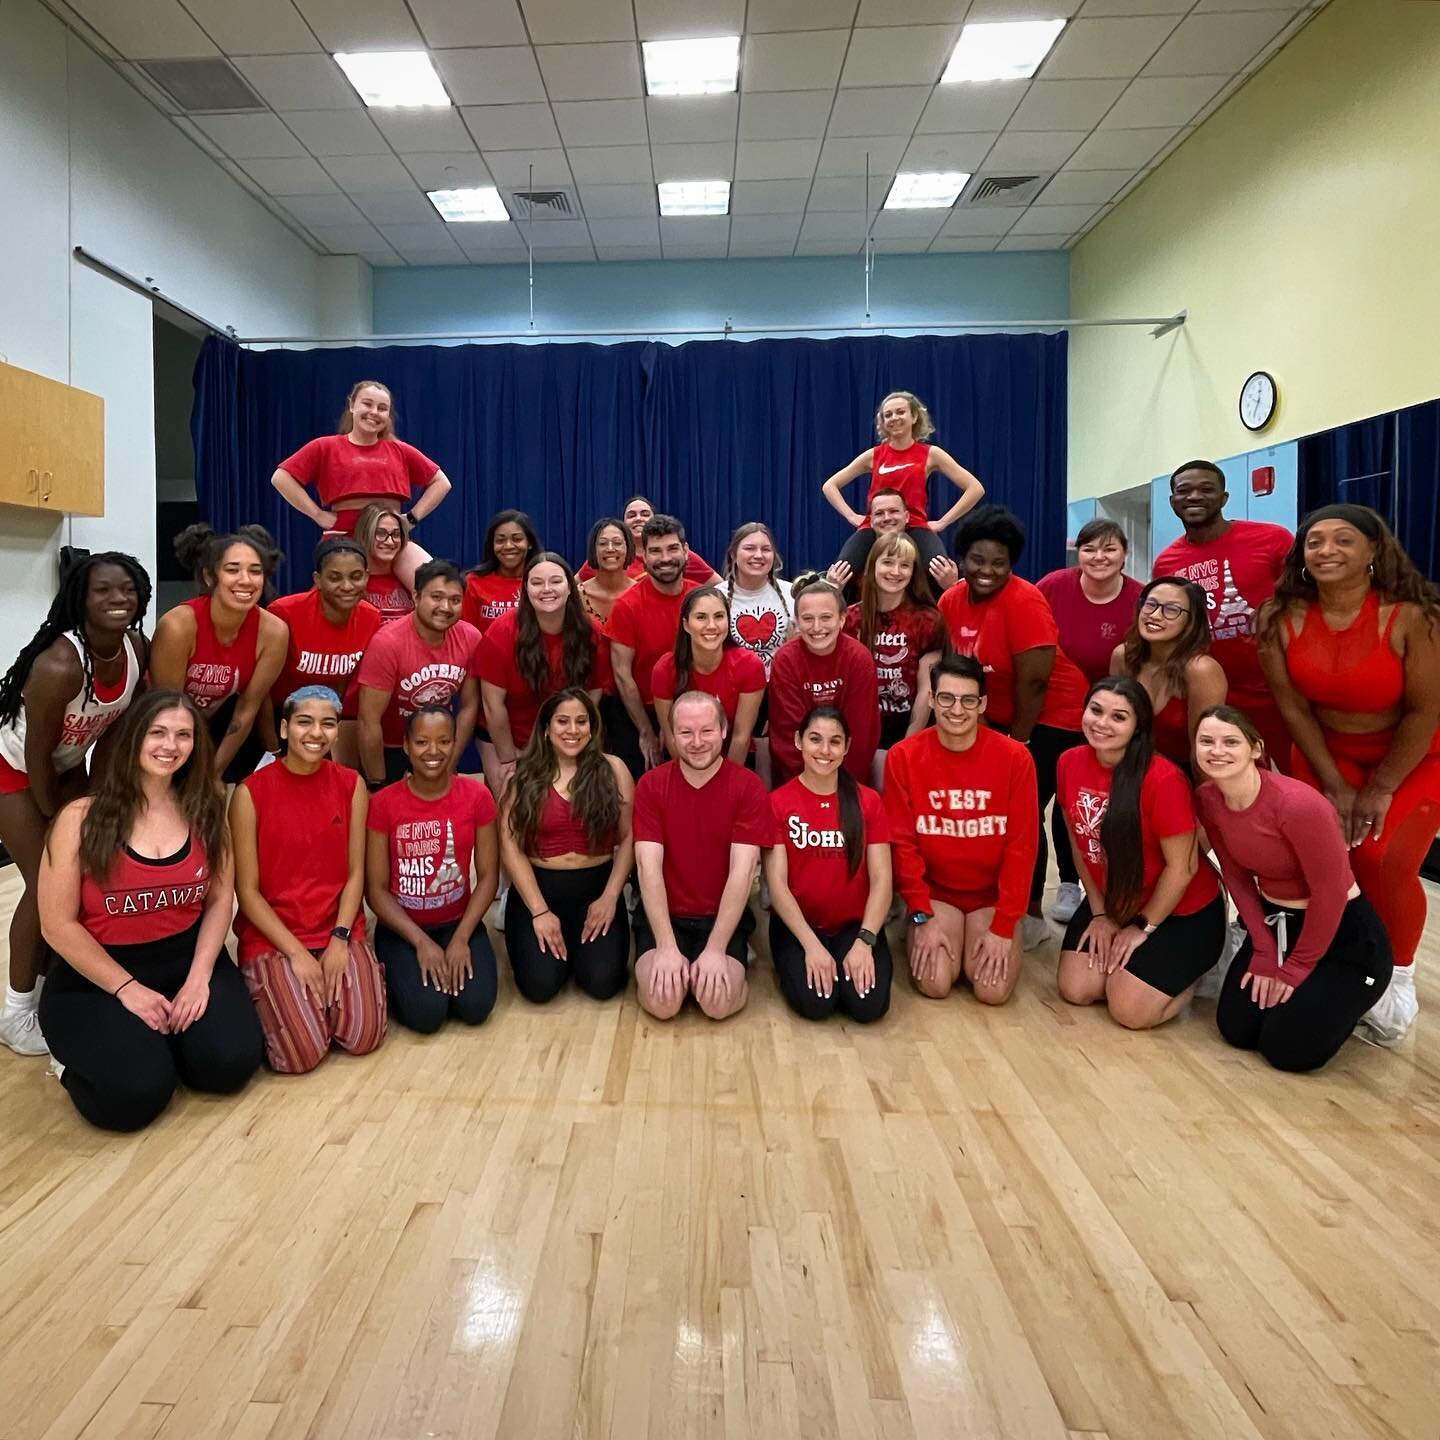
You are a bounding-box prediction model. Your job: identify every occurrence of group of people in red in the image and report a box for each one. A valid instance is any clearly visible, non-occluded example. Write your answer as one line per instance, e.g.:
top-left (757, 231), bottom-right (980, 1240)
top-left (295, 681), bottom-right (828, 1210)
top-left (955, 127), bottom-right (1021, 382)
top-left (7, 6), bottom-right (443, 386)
top-left (0, 376), bottom-right (1435, 1133)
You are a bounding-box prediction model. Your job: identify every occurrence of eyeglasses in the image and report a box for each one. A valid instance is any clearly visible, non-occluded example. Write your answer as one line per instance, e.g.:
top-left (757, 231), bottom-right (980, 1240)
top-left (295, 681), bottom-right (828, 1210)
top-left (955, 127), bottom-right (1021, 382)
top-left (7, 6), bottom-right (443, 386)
top-left (1140, 598), bottom-right (1189, 620)
top-left (934, 692), bottom-right (982, 711)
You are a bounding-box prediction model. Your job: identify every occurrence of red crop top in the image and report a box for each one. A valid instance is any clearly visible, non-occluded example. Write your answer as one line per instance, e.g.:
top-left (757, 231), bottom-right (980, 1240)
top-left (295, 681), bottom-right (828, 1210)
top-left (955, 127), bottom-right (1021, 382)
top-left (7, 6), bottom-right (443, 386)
top-left (1284, 591), bottom-right (1404, 713)
top-left (533, 786), bottom-right (617, 860)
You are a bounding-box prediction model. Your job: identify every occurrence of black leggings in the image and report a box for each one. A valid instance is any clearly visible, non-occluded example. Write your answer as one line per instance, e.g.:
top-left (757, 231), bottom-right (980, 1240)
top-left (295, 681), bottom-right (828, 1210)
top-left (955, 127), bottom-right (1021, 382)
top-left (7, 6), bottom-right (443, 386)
top-left (504, 862), bottom-right (631, 1003)
top-left (373, 918), bottom-right (498, 1033)
top-left (1028, 723), bottom-right (1083, 900)
top-left (835, 524), bottom-right (947, 578)
top-left (601, 695), bottom-right (652, 782)
top-left (768, 914), bottom-right (892, 1023)
top-left (38, 923), bottom-right (264, 1132)
top-left (1216, 894), bottom-right (1393, 1072)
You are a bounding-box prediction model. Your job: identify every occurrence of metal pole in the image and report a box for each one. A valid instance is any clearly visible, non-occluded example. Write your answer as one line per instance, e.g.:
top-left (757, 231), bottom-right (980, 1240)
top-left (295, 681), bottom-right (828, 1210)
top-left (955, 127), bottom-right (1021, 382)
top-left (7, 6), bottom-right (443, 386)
top-left (863, 155), bottom-right (871, 322)
top-left (526, 163), bottom-right (535, 333)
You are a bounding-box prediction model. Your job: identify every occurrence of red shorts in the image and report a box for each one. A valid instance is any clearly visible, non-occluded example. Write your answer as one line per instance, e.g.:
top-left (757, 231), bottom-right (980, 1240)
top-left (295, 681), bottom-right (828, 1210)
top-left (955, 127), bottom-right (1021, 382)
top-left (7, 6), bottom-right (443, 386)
top-left (929, 885), bottom-right (999, 915)
top-left (322, 508), bottom-right (364, 537)
top-left (0, 753), bottom-right (29, 794)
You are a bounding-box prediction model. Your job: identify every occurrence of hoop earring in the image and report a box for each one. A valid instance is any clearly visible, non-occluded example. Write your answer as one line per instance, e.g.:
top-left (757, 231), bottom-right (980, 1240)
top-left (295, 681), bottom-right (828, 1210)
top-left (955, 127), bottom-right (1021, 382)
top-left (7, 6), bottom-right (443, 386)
top-left (1301, 567), bottom-right (1311, 582)
top-left (1368, 563), bottom-right (1375, 577)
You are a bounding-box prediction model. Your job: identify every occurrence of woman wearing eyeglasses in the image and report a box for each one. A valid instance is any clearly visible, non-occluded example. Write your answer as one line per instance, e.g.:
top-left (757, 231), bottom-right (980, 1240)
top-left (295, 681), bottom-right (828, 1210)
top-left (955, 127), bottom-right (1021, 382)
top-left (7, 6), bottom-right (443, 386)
top-left (354, 504), bottom-right (415, 626)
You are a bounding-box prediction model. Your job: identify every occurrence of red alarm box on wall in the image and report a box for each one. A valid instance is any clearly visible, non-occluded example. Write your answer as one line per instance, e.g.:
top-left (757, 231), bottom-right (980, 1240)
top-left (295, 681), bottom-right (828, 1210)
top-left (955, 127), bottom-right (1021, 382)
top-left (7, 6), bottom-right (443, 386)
top-left (1251, 465), bottom-right (1275, 496)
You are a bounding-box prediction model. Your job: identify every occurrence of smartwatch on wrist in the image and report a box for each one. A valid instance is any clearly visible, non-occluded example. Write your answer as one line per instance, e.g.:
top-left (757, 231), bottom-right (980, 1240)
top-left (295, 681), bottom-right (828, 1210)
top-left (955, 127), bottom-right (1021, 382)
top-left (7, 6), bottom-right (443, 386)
top-left (909, 910), bottom-right (932, 927)
top-left (1131, 914), bottom-right (1156, 935)
top-left (857, 927), bottom-right (878, 948)
top-left (330, 925), bottom-right (351, 943)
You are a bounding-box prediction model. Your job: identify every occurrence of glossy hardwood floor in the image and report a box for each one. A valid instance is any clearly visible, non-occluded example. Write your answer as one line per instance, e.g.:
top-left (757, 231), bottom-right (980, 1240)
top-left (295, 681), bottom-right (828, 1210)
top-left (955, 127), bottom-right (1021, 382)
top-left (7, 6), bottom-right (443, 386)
top-left (1, 868), bottom-right (1437, 1440)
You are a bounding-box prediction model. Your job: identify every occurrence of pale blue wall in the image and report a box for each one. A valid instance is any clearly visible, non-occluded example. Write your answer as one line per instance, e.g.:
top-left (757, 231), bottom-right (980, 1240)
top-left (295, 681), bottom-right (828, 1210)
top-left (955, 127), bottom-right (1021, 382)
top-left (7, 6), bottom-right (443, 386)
top-left (1150, 441), bottom-right (1299, 560)
top-left (371, 251), bottom-right (1069, 341)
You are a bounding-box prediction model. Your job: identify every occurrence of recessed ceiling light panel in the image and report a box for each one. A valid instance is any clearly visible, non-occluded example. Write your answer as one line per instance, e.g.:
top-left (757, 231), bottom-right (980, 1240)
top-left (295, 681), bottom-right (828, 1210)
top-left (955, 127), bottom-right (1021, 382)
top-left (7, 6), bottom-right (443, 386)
top-left (941, 20), bottom-right (1066, 83)
top-left (657, 180), bottom-right (731, 216)
top-left (643, 36), bottom-right (740, 96)
top-left (335, 51), bottom-right (451, 107)
top-left (428, 187), bottom-right (509, 222)
top-left (884, 172), bottom-right (971, 210)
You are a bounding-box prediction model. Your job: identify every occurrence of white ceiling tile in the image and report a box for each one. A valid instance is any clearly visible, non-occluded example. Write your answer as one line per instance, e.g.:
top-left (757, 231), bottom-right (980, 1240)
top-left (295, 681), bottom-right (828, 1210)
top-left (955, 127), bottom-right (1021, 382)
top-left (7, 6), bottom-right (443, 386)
top-left (521, 0), bottom-right (635, 43)
top-left (464, 248), bottom-right (530, 263)
top-left (869, 208), bottom-right (948, 239)
top-left (240, 156), bottom-right (339, 194)
top-left (1193, 0), bottom-right (1302, 12)
top-left (806, 176), bottom-right (873, 210)
top-left (460, 104), bottom-right (562, 151)
top-left (996, 233), bottom-right (1072, 250)
top-left (916, 80), bottom-right (1028, 134)
top-left (815, 134), bottom-right (906, 177)
top-left (280, 194), bottom-right (367, 226)
top-left (554, 99), bottom-right (649, 148)
top-left (651, 142), bottom-right (735, 182)
top-left (587, 216), bottom-right (661, 245)
top-left (634, 0), bottom-right (745, 40)
top-left (485, 148), bottom-right (573, 184)
top-left (281, 110), bottom-right (391, 156)
top-left (856, 0), bottom-right (970, 21)
top-left (533, 246), bottom-right (598, 262)
top-left (938, 206), bottom-right (1018, 237)
top-left (410, 0), bottom-right (527, 46)
top-left (1078, 0), bottom-right (1189, 13)
top-left (396, 246), bottom-right (467, 264)
top-left (662, 242), bottom-right (732, 259)
top-left (178, 0), bottom-right (320, 53)
top-left (730, 178), bottom-right (812, 213)
top-left (379, 220), bottom-right (452, 245)
top-left (403, 151), bottom-right (495, 187)
top-left (729, 213), bottom-right (803, 242)
top-left (660, 216), bottom-right (731, 245)
top-left (872, 236), bottom-right (932, 253)
top-left (930, 235), bottom-right (999, 251)
top-left (795, 238), bottom-right (862, 254)
top-left (966, 0), bottom-right (1082, 16)
top-left (839, 27), bottom-right (956, 88)
top-left (1009, 78), bottom-right (1125, 130)
top-left (1189, 74), bottom-right (1244, 127)
top-left (372, 108), bottom-right (472, 153)
top-left (1101, 75), bottom-right (1226, 129)
top-left (67, 0), bottom-right (218, 58)
top-left (1038, 168), bottom-right (1130, 204)
top-left (1144, 11), bottom-right (1293, 77)
top-left (304, 220), bottom-right (388, 250)
top-left (567, 146), bottom-right (655, 183)
top-left (522, 219), bottom-right (593, 246)
top-left (1065, 125), bottom-right (1175, 168)
top-left (291, 0), bottom-right (423, 50)
top-left (194, 113), bottom-right (307, 159)
top-left (735, 138), bottom-right (822, 180)
top-left (433, 48), bottom-right (546, 105)
top-left (738, 91), bottom-right (834, 141)
top-left (747, 0), bottom-right (857, 34)
top-left (536, 43), bottom-right (643, 101)
top-left (353, 190), bottom-right (443, 223)
top-left (728, 239), bottom-right (799, 257)
top-left (827, 87), bottom-right (930, 139)
top-left (1008, 202), bottom-right (1100, 234)
top-left (453, 221), bottom-right (524, 249)
top-left (324, 154), bottom-right (420, 191)
top-left (900, 132), bottom-right (996, 172)
top-left (982, 130), bottom-right (1086, 170)
top-left (742, 31), bottom-right (849, 92)
top-left (595, 244), bottom-right (664, 260)
top-left (646, 96), bottom-right (739, 145)
top-left (578, 183), bottom-right (658, 216)
top-left (798, 211), bottom-right (867, 240)
top-left (1041, 17), bottom-right (1180, 79)
top-left (361, 250), bottom-right (405, 265)
top-left (235, 55), bottom-right (360, 110)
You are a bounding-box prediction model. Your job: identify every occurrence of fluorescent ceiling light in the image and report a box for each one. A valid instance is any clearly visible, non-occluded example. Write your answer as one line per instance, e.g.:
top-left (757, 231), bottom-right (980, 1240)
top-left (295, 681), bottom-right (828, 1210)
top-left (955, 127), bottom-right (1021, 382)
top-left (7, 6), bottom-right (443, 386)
top-left (657, 180), bottom-right (731, 216)
top-left (942, 20), bottom-right (1066, 83)
top-left (643, 36), bottom-right (740, 96)
top-left (884, 172), bottom-right (971, 210)
top-left (428, 187), bottom-right (509, 222)
top-left (334, 51), bottom-right (450, 107)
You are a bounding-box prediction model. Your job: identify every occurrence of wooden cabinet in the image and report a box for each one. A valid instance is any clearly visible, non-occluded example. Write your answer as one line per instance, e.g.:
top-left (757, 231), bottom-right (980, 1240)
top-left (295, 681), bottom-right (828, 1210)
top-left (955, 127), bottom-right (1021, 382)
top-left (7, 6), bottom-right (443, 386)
top-left (0, 361), bottom-right (105, 516)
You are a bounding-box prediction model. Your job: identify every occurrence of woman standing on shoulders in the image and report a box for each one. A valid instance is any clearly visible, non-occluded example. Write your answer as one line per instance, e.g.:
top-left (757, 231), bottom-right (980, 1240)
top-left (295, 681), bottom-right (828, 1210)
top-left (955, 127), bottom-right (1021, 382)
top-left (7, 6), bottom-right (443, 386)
top-left (271, 380), bottom-right (450, 588)
top-left (579, 517), bottom-right (635, 625)
top-left (354, 504), bottom-right (416, 626)
top-left (462, 509), bottom-right (540, 635)
top-left (1193, 707), bottom-right (1393, 1072)
top-left (1258, 503), bottom-right (1440, 1045)
top-left (36, 691), bottom-right (263, 1128)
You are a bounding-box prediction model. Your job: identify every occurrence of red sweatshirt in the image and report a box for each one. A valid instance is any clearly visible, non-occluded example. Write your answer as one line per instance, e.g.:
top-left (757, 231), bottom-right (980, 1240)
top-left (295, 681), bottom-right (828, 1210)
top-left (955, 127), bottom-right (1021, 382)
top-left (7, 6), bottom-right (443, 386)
top-left (882, 725), bottom-right (1038, 939)
top-left (766, 634), bottom-right (880, 786)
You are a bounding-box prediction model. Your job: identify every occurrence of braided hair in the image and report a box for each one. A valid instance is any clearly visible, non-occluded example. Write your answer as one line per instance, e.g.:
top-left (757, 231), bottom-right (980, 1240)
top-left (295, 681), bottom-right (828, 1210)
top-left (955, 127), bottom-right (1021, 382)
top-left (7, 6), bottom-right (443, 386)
top-left (0, 552), bottom-right (151, 729)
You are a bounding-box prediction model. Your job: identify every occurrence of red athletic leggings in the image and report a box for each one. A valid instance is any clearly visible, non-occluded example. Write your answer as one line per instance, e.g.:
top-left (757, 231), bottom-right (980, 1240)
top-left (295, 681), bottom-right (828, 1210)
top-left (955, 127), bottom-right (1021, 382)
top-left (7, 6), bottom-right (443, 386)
top-left (1291, 728), bottom-right (1440, 968)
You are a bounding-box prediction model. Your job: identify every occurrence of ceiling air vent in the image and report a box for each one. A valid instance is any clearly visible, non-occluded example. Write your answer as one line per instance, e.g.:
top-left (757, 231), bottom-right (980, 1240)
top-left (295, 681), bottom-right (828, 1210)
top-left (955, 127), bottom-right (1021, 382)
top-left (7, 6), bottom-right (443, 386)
top-left (509, 190), bottom-right (575, 217)
top-left (964, 173), bottom-right (1048, 207)
top-left (140, 59), bottom-right (266, 112)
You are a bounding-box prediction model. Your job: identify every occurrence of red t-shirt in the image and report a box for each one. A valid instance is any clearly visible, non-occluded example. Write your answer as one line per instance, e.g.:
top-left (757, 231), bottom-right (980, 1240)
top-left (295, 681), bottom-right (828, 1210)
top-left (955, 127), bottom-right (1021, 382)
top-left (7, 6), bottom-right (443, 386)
top-left (178, 596), bottom-right (260, 714)
top-left (766, 635), bottom-right (881, 786)
top-left (278, 434), bottom-right (440, 508)
top-left (577, 551), bottom-right (715, 584)
top-left (366, 572), bottom-right (415, 627)
top-left (1056, 745), bottom-right (1218, 917)
top-left (651, 646), bottom-right (766, 725)
top-left (268, 589), bottom-right (382, 717)
top-left (843, 602), bottom-right (944, 715)
top-left (366, 775), bottom-right (497, 929)
top-left (476, 611), bottom-right (612, 749)
top-left (633, 759), bottom-right (775, 917)
top-left (882, 725), bottom-right (1037, 939)
top-left (1034, 567), bottom-right (1144, 685)
top-left (770, 777), bottom-right (889, 934)
top-left (233, 759), bottom-right (366, 962)
top-left (461, 572), bottom-right (522, 635)
top-left (355, 615), bottom-right (480, 748)
top-left (1153, 520), bottom-right (1292, 704)
top-left (863, 441), bottom-right (930, 528)
top-left (80, 831), bottom-right (212, 946)
top-left (937, 575), bottom-right (1088, 731)
top-left (605, 579), bottom-right (699, 707)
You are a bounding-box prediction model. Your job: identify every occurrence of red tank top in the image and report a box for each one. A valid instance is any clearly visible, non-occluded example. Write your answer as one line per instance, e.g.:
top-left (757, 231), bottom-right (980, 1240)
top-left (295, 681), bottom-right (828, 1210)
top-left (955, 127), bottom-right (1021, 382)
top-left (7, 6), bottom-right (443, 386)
top-left (182, 596), bottom-right (261, 713)
top-left (864, 441), bottom-right (931, 528)
top-left (1151, 693), bottom-right (1192, 770)
top-left (533, 785), bottom-right (617, 859)
top-left (1284, 592), bottom-right (1404, 713)
top-left (80, 831), bottom-right (211, 945)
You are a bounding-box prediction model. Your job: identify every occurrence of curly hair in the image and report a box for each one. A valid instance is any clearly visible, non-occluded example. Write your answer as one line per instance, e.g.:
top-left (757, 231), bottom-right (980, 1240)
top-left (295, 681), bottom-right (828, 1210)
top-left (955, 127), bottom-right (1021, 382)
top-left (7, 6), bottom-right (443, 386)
top-left (514, 553), bottom-right (598, 697)
top-left (1119, 576), bottom-right (1210, 700)
top-left (874, 391), bottom-right (936, 442)
top-left (953, 504), bottom-right (1026, 565)
top-left (173, 523), bottom-right (282, 604)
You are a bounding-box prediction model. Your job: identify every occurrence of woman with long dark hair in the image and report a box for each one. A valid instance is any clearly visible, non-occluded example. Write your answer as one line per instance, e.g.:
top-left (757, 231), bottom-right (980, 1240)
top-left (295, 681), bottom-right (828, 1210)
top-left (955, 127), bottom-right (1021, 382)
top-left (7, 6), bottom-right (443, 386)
top-left (354, 503), bottom-right (415, 626)
top-left (1259, 503), bottom-right (1440, 1044)
top-left (1054, 677), bottom-right (1225, 1029)
top-left (653, 586), bottom-right (765, 765)
top-left (36, 690), bottom-right (263, 1128)
top-left (579, 517), bottom-right (635, 624)
top-left (462, 509), bottom-right (541, 635)
top-left (500, 689), bottom-right (634, 1003)
top-left (1110, 576), bottom-right (1226, 770)
top-left (1193, 706), bottom-right (1393, 1072)
top-left (0, 553), bottom-right (150, 1057)
top-left (766, 705), bottom-right (893, 1023)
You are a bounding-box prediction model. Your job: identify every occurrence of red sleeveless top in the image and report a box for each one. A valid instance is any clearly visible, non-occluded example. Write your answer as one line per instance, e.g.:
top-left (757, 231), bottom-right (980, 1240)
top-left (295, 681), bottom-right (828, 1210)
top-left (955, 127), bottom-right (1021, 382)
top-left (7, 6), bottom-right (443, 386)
top-left (181, 596), bottom-right (261, 713)
top-left (533, 785), bottom-right (617, 859)
top-left (1284, 591), bottom-right (1404, 713)
top-left (863, 441), bottom-right (931, 528)
top-left (1151, 693), bottom-right (1192, 770)
top-left (80, 831), bottom-right (211, 945)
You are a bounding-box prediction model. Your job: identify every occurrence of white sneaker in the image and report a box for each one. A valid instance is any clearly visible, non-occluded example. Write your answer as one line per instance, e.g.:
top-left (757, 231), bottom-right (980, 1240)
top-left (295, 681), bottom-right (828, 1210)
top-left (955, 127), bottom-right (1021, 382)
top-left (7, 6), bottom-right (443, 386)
top-left (1049, 882), bottom-right (1083, 924)
top-left (1356, 965), bottom-right (1418, 1048)
top-left (1020, 915), bottom-right (1051, 952)
top-left (0, 1006), bottom-right (49, 1057)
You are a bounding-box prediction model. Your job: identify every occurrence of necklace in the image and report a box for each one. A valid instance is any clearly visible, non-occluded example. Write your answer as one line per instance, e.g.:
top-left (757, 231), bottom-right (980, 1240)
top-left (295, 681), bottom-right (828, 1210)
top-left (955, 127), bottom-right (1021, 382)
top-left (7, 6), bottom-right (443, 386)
top-left (85, 634), bottom-right (123, 663)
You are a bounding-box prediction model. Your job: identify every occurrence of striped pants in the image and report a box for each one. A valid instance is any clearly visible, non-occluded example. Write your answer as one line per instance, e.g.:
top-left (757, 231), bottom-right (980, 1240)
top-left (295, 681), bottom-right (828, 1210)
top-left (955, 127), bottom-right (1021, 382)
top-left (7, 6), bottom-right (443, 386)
top-left (240, 936), bottom-right (387, 1074)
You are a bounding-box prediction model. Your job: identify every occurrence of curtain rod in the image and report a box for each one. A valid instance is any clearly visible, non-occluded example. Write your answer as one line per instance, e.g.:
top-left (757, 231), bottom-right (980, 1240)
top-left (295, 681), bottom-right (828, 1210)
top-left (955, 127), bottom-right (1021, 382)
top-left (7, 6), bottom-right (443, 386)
top-left (237, 313), bottom-right (1187, 346)
top-left (72, 247), bottom-right (238, 338)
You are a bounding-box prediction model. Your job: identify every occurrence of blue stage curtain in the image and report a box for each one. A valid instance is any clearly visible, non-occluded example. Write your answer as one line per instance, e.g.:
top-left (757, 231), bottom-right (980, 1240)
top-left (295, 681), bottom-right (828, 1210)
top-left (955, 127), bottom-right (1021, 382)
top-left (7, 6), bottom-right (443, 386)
top-left (193, 330), bottom-right (1068, 592)
top-left (1297, 414), bottom-right (1394, 521)
top-left (1395, 400), bottom-right (1440, 581)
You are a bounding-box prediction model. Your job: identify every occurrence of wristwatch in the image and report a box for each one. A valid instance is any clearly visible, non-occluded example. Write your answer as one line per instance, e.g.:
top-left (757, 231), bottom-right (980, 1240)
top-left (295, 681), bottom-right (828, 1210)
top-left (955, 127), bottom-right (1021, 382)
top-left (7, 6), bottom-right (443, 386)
top-left (909, 911), bottom-right (932, 927)
top-left (857, 927), bottom-right (878, 947)
top-left (1131, 914), bottom-right (1157, 935)
top-left (330, 925), bottom-right (352, 942)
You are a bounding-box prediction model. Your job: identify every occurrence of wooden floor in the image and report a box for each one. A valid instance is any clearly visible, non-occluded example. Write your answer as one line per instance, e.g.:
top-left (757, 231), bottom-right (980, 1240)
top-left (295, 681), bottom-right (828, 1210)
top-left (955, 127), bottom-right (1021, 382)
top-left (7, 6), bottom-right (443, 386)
top-left (2, 868), bottom-right (1438, 1440)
